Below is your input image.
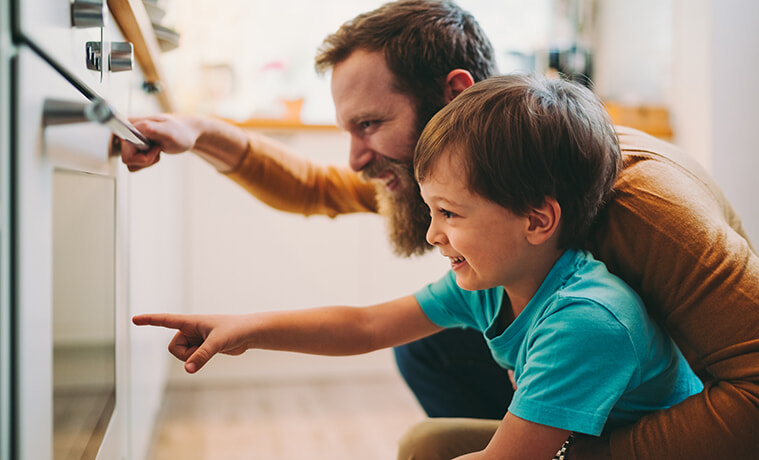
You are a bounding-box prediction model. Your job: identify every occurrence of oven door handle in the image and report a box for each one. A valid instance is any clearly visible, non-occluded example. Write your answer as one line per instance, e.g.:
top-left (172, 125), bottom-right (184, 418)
top-left (43, 98), bottom-right (152, 151)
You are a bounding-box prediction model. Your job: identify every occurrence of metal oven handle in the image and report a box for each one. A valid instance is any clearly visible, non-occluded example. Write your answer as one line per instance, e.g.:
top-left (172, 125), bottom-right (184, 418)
top-left (43, 98), bottom-right (152, 151)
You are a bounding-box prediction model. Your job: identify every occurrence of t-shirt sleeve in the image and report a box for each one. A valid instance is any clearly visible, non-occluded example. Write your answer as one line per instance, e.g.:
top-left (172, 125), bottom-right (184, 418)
top-left (414, 271), bottom-right (480, 330)
top-left (508, 301), bottom-right (637, 436)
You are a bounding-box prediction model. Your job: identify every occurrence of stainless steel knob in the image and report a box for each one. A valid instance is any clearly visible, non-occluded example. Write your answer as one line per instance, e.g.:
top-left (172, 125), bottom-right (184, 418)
top-left (71, 0), bottom-right (104, 28)
top-left (109, 42), bottom-right (134, 72)
top-left (85, 41), bottom-right (103, 71)
top-left (86, 42), bottom-right (135, 72)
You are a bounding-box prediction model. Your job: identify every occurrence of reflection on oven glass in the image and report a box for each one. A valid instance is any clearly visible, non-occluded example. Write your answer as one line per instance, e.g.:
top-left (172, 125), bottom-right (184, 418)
top-left (52, 169), bottom-right (116, 460)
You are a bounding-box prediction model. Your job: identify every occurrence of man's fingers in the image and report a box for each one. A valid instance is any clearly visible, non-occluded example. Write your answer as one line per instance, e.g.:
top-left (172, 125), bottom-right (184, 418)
top-left (130, 119), bottom-right (187, 153)
top-left (120, 143), bottom-right (161, 171)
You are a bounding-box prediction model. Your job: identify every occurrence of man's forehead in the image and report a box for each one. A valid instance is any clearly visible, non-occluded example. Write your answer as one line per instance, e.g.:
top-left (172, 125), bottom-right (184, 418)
top-left (331, 61), bottom-right (409, 125)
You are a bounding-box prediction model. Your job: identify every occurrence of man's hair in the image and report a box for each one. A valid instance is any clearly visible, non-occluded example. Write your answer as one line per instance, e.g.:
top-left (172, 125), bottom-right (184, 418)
top-left (315, 0), bottom-right (497, 130)
top-left (415, 74), bottom-right (621, 249)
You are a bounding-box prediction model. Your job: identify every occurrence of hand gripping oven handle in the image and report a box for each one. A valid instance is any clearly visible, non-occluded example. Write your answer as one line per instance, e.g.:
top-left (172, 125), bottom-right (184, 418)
top-left (42, 98), bottom-right (152, 151)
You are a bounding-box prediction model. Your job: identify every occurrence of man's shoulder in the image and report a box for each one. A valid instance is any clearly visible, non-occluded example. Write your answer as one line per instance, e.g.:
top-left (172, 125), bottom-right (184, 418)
top-left (616, 126), bottom-right (707, 182)
top-left (611, 126), bottom-right (752, 244)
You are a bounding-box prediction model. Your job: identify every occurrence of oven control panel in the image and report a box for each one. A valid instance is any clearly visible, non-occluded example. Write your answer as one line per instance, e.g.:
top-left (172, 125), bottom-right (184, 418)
top-left (12, 0), bottom-right (135, 108)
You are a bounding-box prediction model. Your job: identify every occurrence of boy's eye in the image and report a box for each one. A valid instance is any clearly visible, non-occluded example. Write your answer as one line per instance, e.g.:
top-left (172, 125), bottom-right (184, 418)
top-left (439, 209), bottom-right (454, 219)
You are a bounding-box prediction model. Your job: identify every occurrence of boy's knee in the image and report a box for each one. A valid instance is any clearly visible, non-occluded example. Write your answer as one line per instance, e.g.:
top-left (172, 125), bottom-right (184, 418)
top-left (397, 418), bottom-right (498, 460)
top-left (397, 420), bottom-right (448, 460)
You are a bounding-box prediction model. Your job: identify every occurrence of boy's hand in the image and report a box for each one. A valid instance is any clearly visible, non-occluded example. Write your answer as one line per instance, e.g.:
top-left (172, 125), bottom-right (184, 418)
top-left (132, 313), bottom-right (249, 373)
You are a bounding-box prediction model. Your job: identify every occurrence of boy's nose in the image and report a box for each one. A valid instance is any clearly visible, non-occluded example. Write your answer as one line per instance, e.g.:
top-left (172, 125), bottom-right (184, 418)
top-left (426, 221), bottom-right (446, 247)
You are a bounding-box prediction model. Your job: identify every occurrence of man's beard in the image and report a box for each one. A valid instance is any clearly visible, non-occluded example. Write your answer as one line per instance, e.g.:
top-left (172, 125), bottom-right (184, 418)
top-left (362, 158), bottom-right (432, 257)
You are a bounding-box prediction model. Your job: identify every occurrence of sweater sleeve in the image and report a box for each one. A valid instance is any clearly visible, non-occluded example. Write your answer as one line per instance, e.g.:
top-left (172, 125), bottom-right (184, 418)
top-left (223, 133), bottom-right (379, 217)
top-left (585, 127), bottom-right (759, 459)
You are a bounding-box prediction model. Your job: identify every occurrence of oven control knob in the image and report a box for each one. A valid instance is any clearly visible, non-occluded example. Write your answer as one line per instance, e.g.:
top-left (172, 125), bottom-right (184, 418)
top-left (86, 41), bottom-right (103, 71)
top-left (71, 0), bottom-right (104, 28)
top-left (109, 42), bottom-right (134, 72)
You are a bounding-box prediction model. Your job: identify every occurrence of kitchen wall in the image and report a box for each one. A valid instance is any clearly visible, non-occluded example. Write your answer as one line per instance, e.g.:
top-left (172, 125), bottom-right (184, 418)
top-left (702, 0), bottom-right (759, 245)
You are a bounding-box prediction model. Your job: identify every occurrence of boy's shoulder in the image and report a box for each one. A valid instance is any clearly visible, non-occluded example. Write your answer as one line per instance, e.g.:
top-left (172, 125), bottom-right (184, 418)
top-left (542, 249), bottom-right (644, 327)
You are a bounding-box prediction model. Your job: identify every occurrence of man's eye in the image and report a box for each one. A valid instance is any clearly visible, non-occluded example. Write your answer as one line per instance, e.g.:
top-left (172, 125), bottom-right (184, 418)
top-left (360, 120), bottom-right (376, 129)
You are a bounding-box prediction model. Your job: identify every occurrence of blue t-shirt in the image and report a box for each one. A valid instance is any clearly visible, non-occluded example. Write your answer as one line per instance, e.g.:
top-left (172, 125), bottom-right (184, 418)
top-left (414, 249), bottom-right (703, 436)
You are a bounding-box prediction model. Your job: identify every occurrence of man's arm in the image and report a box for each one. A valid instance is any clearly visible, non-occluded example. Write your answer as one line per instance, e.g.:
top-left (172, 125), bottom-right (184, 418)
top-left (224, 127), bottom-right (378, 216)
top-left (119, 114), bottom-right (378, 217)
top-left (119, 114), bottom-right (249, 172)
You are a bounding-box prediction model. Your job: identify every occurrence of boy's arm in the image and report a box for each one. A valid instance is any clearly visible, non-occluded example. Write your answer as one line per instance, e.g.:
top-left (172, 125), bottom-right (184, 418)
top-left (455, 413), bottom-right (570, 460)
top-left (132, 295), bottom-right (442, 373)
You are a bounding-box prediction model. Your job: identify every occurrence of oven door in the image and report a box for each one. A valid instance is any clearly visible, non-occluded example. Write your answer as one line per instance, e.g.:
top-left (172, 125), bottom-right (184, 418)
top-left (12, 45), bottom-right (127, 460)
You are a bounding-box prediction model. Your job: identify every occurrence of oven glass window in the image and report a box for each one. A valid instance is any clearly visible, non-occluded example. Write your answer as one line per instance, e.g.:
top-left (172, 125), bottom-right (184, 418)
top-left (52, 169), bottom-right (116, 460)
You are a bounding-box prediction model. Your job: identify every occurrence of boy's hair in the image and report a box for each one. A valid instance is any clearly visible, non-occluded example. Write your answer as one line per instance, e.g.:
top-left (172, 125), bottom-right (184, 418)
top-left (415, 74), bottom-right (621, 249)
top-left (315, 0), bottom-right (497, 131)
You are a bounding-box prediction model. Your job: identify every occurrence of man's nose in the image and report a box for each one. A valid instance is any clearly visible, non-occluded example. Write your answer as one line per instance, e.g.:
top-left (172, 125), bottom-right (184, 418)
top-left (348, 137), bottom-right (374, 172)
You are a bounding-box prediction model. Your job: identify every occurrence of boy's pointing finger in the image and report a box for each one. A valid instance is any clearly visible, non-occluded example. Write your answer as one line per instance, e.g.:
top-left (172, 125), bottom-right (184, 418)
top-left (132, 313), bottom-right (188, 330)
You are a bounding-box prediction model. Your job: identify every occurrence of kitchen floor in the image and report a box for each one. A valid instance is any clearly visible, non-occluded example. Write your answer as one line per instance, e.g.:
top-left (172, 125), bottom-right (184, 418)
top-left (148, 374), bottom-right (426, 460)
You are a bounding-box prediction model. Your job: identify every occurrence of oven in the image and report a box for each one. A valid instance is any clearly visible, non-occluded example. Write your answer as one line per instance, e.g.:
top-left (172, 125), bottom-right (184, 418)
top-left (7, 1), bottom-right (147, 459)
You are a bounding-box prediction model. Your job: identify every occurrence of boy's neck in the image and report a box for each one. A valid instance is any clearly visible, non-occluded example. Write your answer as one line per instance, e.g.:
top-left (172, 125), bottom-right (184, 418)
top-left (504, 247), bottom-right (566, 318)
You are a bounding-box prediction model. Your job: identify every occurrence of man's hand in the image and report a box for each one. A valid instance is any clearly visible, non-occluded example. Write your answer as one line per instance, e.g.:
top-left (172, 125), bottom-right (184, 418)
top-left (115, 114), bottom-right (201, 172)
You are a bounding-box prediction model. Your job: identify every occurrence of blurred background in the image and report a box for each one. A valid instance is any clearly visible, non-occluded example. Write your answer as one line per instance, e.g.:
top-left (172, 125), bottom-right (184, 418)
top-left (158, 0), bottom-right (665, 125)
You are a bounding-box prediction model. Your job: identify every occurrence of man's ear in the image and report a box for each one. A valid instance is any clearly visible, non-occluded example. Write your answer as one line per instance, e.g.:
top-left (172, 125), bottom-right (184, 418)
top-left (443, 69), bottom-right (475, 103)
top-left (525, 198), bottom-right (561, 246)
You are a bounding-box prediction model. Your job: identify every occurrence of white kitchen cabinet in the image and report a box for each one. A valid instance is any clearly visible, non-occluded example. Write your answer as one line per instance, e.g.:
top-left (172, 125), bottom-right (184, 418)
top-left (124, 65), bottom-right (186, 460)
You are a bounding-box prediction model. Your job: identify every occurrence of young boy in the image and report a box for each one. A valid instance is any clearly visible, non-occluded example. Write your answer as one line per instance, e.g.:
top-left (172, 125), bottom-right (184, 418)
top-left (133, 74), bottom-right (702, 459)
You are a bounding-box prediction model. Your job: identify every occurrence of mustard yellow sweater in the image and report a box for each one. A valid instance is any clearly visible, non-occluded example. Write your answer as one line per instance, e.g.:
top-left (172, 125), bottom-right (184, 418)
top-left (227, 126), bottom-right (759, 459)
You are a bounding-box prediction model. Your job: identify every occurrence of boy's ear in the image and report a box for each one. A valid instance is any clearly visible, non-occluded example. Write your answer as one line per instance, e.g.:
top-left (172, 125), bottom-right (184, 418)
top-left (525, 198), bottom-right (561, 245)
top-left (443, 69), bottom-right (475, 103)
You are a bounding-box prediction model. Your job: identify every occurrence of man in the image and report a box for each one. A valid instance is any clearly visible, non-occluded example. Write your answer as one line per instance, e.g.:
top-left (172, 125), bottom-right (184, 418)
top-left (119, 1), bottom-right (759, 458)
